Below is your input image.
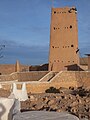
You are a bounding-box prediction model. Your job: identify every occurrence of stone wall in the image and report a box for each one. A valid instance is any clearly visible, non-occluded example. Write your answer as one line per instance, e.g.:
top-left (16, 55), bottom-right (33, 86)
top-left (17, 71), bottom-right (49, 82)
top-left (0, 81), bottom-right (78, 94)
top-left (0, 71), bottom-right (48, 82)
top-left (0, 64), bottom-right (29, 75)
top-left (0, 71), bottom-right (90, 93)
top-left (0, 72), bottom-right (18, 81)
top-left (0, 64), bottom-right (15, 75)
top-left (26, 81), bottom-right (78, 93)
top-left (50, 71), bottom-right (90, 88)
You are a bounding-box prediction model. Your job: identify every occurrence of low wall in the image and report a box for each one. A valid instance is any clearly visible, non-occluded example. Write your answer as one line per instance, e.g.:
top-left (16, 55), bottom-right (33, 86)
top-left (0, 71), bottom-right (48, 82)
top-left (0, 71), bottom-right (90, 94)
top-left (0, 64), bottom-right (15, 74)
top-left (26, 71), bottom-right (90, 93)
top-left (0, 64), bottom-right (29, 75)
top-left (26, 81), bottom-right (78, 93)
top-left (0, 80), bottom-right (78, 94)
top-left (18, 71), bottom-right (49, 82)
top-left (51, 71), bottom-right (90, 87)
top-left (0, 72), bottom-right (18, 82)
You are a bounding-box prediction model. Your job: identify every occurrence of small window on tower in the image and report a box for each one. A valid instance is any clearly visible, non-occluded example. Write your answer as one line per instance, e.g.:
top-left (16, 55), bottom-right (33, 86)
top-left (54, 27), bottom-right (55, 30)
top-left (54, 11), bottom-right (56, 14)
top-left (52, 46), bottom-right (54, 48)
top-left (70, 25), bottom-right (72, 29)
top-left (71, 45), bottom-right (74, 47)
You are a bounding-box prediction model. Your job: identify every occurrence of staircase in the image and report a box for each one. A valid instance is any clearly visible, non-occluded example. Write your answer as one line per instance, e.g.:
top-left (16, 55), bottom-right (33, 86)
top-left (39, 71), bottom-right (58, 82)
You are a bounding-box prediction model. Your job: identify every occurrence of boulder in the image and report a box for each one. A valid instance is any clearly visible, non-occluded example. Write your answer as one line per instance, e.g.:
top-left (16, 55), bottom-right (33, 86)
top-left (13, 111), bottom-right (79, 120)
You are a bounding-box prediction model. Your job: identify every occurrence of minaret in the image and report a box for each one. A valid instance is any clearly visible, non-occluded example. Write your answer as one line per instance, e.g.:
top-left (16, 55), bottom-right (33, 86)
top-left (49, 7), bottom-right (79, 72)
top-left (15, 60), bottom-right (20, 72)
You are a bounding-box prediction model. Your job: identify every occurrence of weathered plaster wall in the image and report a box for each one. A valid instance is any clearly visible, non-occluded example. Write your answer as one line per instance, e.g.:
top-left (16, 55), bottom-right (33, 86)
top-left (1, 71), bottom-right (90, 93)
top-left (0, 71), bottom-right (48, 82)
top-left (17, 71), bottom-right (49, 82)
top-left (50, 71), bottom-right (90, 88)
top-left (0, 64), bottom-right (15, 74)
top-left (0, 64), bottom-right (29, 75)
top-left (49, 7), bottom-right (79, 72)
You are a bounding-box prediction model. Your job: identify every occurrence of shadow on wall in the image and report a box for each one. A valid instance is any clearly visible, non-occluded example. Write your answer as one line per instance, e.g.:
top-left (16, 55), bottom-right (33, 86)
top-left (65, 64), bottom-right (84, 71)
top-left (0, 103), bottom-right (6, 120)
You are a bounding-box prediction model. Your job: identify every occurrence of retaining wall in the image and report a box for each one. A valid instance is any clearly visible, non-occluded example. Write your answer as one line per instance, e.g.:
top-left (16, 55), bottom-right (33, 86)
top-left (51, 71), bottom-right (90, 88)
top-left (0, 71), bottom-right (48, 82)
top-left (0, 71), bottom-right (90, 93)
top-left (17, 71), bottom-right (49, 82)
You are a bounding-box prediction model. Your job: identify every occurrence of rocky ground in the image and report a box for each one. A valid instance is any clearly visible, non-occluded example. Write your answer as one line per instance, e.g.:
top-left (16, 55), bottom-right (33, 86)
top-left (21, 87), bottom-right (90, 120)
top-left (0, 87), bottom-right (90, 119)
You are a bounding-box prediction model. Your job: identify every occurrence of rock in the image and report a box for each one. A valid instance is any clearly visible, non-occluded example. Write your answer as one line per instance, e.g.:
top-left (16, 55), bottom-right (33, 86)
top-left (85, 97), bottom-right (90, 103)
top-left (47, 99), bottom-right (55, 106)
top-left (70, 101), bottom-right (78, 107)
top-left (34, 104), bottom-right (44, 110)
top-left (43, 96), bottom-right (49, 103)
top-left (13, 111), bottom-right (79, 120)
top-left (71, 107), bottom-right (78, 113)
top-left (30, 95), bottom-right (36, 101)
top-left (49, 104), bottom-right (59, 111)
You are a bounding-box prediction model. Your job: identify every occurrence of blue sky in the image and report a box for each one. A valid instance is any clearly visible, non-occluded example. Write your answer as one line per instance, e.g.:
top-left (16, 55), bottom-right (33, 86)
top-left (0, 0), bottom-right (90, 65)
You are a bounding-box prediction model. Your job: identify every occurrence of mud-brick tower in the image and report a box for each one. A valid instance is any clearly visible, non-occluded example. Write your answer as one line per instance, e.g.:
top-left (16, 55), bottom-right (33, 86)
top-left (49, 7), bottom-right (79, 72)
